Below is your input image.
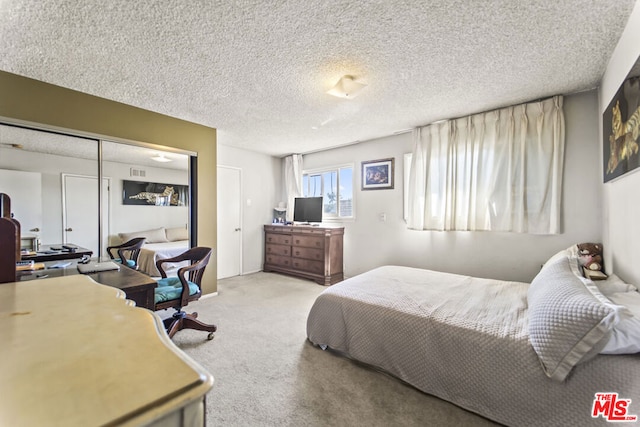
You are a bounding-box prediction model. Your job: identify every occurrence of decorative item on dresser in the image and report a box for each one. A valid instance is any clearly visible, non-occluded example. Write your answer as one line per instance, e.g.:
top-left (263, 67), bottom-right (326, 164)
top-left (263, 224), bottom-right (344, 285)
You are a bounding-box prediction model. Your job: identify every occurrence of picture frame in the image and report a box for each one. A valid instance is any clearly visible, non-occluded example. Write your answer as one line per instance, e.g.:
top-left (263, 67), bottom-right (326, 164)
top-left (361, 158), bottom-right (394, 190)
top-left (122, 180), bottom-right (189, 206)
top-left (603, 72), bottom-right (640, 183)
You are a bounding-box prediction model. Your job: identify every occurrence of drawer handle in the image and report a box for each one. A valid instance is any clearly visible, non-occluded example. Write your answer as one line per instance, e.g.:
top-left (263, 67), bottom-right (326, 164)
top-left (294, 262), bottom-right (300, 267)
top-left (284, 260), bottom-right (289, 265)
top-left (295, 251), bottom-right (300, 256)
top-left (316, 242), bottom-right (321, 247)
top-left (268, 237), bottom-right (272, 242)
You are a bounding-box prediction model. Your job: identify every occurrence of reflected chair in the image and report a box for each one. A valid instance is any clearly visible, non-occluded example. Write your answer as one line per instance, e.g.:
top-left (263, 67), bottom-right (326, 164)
top-left (106, 237), bottom-right (146, 270)
top-left (154, 246), bottom-right (217, 340)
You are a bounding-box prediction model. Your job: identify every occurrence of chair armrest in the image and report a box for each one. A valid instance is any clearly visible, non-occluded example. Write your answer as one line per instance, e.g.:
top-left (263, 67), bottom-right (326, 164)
top-left (105, 245), bottom-right (117, 259)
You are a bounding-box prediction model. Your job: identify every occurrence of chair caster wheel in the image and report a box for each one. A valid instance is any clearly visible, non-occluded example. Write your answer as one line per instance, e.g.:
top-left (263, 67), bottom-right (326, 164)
top-left (207, 332), bottom-right (215, 340)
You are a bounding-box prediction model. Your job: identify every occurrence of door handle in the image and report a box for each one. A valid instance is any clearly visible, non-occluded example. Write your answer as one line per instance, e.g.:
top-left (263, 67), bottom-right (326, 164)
top-left (234, 228), bottom-right (241, 231)
top-left (65, 227), bottom-right (73, 232)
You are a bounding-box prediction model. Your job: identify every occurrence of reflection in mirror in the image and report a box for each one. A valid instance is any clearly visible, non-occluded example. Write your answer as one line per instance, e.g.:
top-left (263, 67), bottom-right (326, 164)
top-left (101, 141), bottom-right (190, 275)
top-left (0, 124), bottom-right (190, 267)
top-left (0, 124), bottom-right (100, 255)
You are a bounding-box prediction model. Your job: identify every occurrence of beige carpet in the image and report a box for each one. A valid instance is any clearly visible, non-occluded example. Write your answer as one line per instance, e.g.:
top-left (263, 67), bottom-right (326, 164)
top-left (171, 272), bottom-right (500, 426)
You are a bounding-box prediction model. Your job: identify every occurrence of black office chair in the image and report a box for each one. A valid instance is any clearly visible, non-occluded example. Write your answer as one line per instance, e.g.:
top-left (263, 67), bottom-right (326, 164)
top-left (154, 247), bottom-right (217, 340)
top-left (106, 237), bottom-right (146, 270)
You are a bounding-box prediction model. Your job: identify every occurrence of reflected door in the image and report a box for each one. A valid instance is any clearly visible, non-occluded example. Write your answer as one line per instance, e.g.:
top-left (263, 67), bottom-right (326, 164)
top-left (0, 169), bottom-right (42, 236)
top-left (217, 166), bottom-right (242, 279)
top-left (63, 175), bottom-right (110, 257)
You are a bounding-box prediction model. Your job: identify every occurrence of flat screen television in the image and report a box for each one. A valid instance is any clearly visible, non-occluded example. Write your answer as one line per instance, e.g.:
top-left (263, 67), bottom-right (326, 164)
top-left (293, 197), bottom-right (323, 224)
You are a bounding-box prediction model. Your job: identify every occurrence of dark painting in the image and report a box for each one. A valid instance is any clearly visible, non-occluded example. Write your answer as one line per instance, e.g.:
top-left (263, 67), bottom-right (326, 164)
top-left (603, 75), bottom-right (640, 182)
top-left (123, 180), bottom-right (188, 206)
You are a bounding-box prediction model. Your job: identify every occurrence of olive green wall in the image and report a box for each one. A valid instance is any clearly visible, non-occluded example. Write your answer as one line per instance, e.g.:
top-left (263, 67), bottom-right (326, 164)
top-left (0, 70), bottom-right (218, 293)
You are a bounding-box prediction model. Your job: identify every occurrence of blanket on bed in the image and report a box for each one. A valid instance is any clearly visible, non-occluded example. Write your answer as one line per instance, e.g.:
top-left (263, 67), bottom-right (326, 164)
top-left (306, 265), bottom-right (640, 427)
top-left (137, 240), bottom-right (189, 277)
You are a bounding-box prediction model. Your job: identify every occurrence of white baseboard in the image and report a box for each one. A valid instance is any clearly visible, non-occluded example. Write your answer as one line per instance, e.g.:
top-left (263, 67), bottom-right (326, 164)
top-left (200, 292), bottom-right (219, 299)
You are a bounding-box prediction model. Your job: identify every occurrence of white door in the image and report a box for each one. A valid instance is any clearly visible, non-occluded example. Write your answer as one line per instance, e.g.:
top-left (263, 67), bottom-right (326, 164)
top-left (63, 174), bottom-right (110, 257)
top-left (0, 169), bottom-right (42, 236)
top-left (217, 166), bottom-right (242, 279)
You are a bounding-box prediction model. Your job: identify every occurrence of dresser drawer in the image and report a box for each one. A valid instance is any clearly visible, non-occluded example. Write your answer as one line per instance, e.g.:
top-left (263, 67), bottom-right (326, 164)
top-left (266, 243), bottom-right (291, 256)
top-left (265, 254), bottom-right (292, 268)
top-left (291, 258), bottom-right (324, 275)
top-left (292, 235), bottom-right (324, 249)
top-left (263, 224), bottom-right (344, 285)
top-left (292, 246), bottom-right (323, 261)
top-left (265, 233), bottom-right (292, 245)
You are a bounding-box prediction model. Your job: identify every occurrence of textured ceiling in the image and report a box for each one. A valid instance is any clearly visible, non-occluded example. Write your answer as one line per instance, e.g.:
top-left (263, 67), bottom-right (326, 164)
top-left (0, 0), bottom-right (637, 157)
top-left (0, 124), bottom-right (189, 170)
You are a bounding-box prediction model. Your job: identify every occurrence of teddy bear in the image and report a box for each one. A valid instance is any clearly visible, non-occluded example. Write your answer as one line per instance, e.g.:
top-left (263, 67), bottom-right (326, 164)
top-left (577, 242), bottom-right (605, 277)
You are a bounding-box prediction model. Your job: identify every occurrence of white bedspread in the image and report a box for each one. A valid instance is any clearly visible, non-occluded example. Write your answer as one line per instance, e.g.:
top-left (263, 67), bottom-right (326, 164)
top-left (137, 240), bottom-right (189, 277)
top-left (306, 265), bottom-right (640, 427)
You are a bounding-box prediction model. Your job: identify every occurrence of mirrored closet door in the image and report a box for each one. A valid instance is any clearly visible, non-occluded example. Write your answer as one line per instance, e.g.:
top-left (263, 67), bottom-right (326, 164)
top-left (0, 123), bottom-right (190, 258)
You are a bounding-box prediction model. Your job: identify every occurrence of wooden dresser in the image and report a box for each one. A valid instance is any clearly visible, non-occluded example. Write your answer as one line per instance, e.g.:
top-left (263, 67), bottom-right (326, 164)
top-left (263, 224), bottom-right (344, 285)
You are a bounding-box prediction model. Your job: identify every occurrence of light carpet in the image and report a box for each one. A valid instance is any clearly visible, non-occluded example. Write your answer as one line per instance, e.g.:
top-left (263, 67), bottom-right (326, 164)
top-left (171, 272), bottom-right (500, 426)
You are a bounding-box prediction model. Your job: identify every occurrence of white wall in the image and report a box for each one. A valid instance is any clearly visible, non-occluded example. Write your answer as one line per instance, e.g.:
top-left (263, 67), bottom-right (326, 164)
top-left (303, 90), bottom-right (602, 282)
top-left (217, 143), bottom-right (283, 274)
top-left (600, 2), bottom-right (640, 285)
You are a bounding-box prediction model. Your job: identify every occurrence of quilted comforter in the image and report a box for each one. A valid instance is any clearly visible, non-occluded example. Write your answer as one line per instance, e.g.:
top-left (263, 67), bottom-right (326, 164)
top-left (306, 265), bottom-right (640, 426)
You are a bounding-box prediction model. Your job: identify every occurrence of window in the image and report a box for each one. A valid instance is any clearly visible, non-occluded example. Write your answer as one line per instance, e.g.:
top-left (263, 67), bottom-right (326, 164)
top-left (302, 165), bottom-right (354, 220)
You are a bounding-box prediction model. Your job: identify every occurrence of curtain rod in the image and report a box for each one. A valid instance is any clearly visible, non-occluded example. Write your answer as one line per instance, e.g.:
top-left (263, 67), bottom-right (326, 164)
top-left (418, 94), bottom-right (562, 129)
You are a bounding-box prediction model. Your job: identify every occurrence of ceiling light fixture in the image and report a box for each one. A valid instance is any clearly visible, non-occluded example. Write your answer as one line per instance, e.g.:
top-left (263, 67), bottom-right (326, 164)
top-left (151, 153), bottom-right (172, 163)
top-left (327, 75), bottom-right (367, 99)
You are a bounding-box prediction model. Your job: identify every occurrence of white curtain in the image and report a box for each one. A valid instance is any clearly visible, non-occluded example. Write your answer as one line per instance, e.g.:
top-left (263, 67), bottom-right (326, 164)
top-left (284, 154), bottom-right (303, 222)
top-left (408, 96), bottom-right (565, 234)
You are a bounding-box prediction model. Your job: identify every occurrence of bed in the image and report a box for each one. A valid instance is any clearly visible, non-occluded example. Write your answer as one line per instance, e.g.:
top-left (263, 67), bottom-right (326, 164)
top-left (137, 240), bottom-right (190, 277)
top-left (306, 250), bottom-right (640, 426)
top-left (117, 227), bottom-right (190, 277)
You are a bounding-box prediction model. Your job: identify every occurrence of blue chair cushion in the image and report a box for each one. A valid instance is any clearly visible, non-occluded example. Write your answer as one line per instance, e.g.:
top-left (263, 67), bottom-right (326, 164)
top-left (114, 258), bottom-right (136, 267)
top-left (154, 277), bottom-right (200, 304)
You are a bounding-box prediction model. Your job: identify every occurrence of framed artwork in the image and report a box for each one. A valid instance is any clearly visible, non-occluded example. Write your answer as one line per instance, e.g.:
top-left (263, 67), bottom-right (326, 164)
top-left (122, 180), bottom-right (189, 206)
top-left (361, 158), bottom-right (394, 190)
top-left (603, 74), bottom-right (640, 182)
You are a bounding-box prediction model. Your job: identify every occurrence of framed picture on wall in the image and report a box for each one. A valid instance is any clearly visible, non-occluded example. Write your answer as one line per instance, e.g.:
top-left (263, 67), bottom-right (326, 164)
top-left (361, 158), bottom-right (394, 190)
top-left (603, 74), bottom-right (640, 183)
top-left (123, 180), bottom-right (189, 206)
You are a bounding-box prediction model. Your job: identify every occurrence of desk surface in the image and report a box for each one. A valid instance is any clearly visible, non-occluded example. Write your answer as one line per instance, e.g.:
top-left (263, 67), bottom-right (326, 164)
top-left (17, 259), bottom-right (157, 310)
top-left (0, 275), bottom-right (213, 426)
top-left (21, 243), bottom-right (93, 263)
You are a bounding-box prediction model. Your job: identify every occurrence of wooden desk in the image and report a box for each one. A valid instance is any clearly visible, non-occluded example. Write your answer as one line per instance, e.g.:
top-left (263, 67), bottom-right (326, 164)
top-left (0, 275), bottom-right (213, 426)
top-left (21, 244), bottom-right (93, 263)
top-left (17, 260), bottom-right (157, 310)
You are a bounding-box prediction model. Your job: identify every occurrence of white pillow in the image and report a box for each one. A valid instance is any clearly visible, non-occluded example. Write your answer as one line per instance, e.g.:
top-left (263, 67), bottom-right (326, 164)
top-left (542, 247), bottom-right (573, 269)
top-left (527, 257), bottom-right (621, 381)
top-left (600, 290), bottom-right (640, 354)
top-left (594, 273), bottom-right (638, 296)
top-left (166, 226), bottom-right (189, 242)
top-left (118, 227), bottom-right (168, 244)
